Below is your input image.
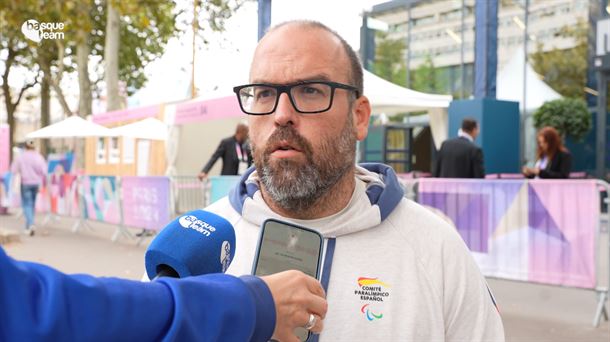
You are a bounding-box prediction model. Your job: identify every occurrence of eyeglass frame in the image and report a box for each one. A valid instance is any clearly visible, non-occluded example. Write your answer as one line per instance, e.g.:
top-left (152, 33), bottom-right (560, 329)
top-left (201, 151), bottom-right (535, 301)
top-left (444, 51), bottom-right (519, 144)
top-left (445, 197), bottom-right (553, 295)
top-left (232, 80), bottom-right (361, 115)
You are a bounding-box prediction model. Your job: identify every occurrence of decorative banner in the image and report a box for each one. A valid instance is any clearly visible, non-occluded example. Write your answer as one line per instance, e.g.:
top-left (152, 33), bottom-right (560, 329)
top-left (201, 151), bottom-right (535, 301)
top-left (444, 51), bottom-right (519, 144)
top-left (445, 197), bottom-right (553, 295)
top-left (0, 124), bottom-right (9, 174)
top-left (121, 176), bottom-right (170, 231)
top-left (174, 96), bottom-right (242, 125)
top-left (418, 178), bottom-right (598, 289)
top-left (92, 104), bottom-right (160, 125)
top-left (80, 175), bottom-right (120, 224)
top-left (45, 174), bottom-right (79, 216)
top-left (47, 152), bottom-right (75, 174)
top-left (1, 172), bottom-right (13, 212)
top-left (209, 176), bottom-right (241, 204)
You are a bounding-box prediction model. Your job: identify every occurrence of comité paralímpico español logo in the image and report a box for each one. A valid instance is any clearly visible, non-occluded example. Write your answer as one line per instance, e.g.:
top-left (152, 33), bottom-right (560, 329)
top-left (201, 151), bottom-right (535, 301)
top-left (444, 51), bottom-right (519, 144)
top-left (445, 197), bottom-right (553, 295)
top-left (355, 277), bottom-right (391, 321)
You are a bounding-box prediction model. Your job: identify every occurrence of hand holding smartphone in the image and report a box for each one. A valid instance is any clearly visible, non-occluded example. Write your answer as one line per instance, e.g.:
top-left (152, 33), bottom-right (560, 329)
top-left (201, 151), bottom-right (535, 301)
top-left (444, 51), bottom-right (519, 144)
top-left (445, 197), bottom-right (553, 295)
top-left (252, 219), bottom-right (324, 342)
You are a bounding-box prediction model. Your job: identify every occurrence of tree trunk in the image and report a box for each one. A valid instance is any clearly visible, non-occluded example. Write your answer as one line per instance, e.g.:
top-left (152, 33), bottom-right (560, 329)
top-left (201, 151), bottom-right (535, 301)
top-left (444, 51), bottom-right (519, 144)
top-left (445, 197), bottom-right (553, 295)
top-left (40, 75), bottom-right (51, 156)
top-left (2, 43), bottom-right (38, 161)
top-left (77, 33), bottom-right (92, 117)
top-left (37, 41), bottom-right (72, 117)
top-left (5, 99), bottom-right (15, 162)
top-left (105, 2), bottom-right (120, 111)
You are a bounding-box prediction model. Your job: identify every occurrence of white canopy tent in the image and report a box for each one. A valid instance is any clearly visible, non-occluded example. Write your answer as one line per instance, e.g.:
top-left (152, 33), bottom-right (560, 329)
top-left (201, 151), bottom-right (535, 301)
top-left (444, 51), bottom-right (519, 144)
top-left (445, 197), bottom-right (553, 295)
top-left (496, 48), bottom-right (562, 112)
top-left (110, 117), bottom-right (168, 141)
top-left (363, 70), bottom-right (452, 149)
top-left (497, 48), bottom-right (562, 163)
top-left (26, 115), bottom-right (116, 139)
top-left (364, 70), bottom-right (452, 114)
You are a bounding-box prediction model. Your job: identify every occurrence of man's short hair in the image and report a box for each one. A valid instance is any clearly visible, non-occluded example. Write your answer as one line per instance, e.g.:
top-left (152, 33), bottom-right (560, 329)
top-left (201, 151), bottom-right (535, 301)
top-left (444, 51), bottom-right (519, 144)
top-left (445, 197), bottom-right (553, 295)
top-left (462, 118), bottom-right (478, 132)
top-left (266, 20), bottom-right (363, 97)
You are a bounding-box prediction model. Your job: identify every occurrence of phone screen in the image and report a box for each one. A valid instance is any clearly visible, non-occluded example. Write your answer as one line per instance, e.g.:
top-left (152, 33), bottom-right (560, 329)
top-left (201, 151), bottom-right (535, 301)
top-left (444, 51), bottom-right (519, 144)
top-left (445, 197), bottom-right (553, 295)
top-left (252, 219), bottom-right (323, 342)
top-left (253, 219), bottom-right (322, 278)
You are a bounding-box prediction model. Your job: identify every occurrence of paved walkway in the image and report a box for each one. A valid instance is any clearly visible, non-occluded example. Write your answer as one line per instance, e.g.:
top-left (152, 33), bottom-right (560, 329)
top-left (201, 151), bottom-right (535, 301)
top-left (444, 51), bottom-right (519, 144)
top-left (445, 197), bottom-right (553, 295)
top-left (0, 213), bottom-right (608, 341)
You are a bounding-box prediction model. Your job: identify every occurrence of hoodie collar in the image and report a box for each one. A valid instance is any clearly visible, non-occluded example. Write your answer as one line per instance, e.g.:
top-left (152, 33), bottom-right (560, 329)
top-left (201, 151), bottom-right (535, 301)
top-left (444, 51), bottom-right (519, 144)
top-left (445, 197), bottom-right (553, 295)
top-left (228, 163), bottom-right (404, 237)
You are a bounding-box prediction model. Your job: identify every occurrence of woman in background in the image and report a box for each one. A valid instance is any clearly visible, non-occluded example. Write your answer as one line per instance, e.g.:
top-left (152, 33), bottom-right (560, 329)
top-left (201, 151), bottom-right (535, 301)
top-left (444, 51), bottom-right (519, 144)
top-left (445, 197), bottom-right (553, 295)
top-left (522, 126), bottom-right (572, 179)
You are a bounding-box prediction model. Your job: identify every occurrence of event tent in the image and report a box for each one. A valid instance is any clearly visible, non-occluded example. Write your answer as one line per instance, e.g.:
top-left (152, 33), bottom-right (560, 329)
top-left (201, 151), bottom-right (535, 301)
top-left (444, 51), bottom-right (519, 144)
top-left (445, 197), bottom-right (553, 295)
top-left (364, 70), bottom-right (452, 114)
top-left (496, 48), bottom-right (562, 112)
top-left (26, 115), bottom-right (115, 139)
top-left (363, 70), bottom-right (452, 149)
top-left (111, 117), bottom-right (168, 141)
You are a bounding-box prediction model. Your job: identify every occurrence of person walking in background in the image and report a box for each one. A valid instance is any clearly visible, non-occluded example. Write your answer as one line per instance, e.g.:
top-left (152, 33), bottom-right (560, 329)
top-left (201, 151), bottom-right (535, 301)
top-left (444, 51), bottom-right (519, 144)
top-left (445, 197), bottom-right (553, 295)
top-left (433, 118), bottom-right (485, 178)
top-left (522, 126), bottom-right (572, 179)
top-left (10, 140), bottom-right (47, 235)
top-left (198, 122), bottom-right (252, 181)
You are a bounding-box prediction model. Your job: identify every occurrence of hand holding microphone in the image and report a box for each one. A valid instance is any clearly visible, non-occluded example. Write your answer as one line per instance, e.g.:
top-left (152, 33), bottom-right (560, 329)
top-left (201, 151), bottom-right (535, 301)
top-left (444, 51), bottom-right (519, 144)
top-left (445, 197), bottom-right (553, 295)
top-left (145, 209), bottom-right (236, 279)
top-left (145, 210), bottom-right (328, 341)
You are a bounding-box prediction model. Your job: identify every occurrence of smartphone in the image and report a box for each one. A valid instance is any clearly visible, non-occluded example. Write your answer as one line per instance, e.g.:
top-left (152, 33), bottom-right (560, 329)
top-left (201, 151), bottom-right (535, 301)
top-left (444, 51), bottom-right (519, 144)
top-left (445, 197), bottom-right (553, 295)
top-left (252, 219), bottom-right (324, 342)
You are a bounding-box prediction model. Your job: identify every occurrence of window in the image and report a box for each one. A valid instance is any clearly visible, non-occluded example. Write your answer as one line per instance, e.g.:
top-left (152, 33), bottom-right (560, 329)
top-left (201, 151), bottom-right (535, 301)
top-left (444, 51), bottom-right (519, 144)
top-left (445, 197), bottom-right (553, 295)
top-left (122, 137), bottom-right (135, 164)
top-left (108, 137), bottom-right (120, 164)
top-left (96, 137), bottom-right (106, 164)
top-left (440, 9), bottom-right (461, 21)
top-left (413, 15), bottom-right (436, 27)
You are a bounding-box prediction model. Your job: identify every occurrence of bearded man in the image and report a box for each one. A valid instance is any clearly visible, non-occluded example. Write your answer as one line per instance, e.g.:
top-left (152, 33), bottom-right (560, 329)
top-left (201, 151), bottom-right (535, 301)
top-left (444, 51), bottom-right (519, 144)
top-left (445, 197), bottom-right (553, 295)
top-left (204, 20), bottom-right (504, 341)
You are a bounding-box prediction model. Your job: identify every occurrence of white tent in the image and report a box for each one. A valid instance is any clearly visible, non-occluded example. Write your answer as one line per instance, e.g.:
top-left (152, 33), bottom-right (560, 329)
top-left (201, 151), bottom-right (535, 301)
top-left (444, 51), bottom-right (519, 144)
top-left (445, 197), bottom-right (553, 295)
top-left (111, 117), bottom-right (168, 141)
top-left (497, 48), bottom-right (562, 164)
top-left (496, 48), bottom-right (562, 112)
top-left (26, 115), bottom-right (116, 139)
top-left (364, 70), bottom-right (452, 114)
top-left (363, 70), bottom-right (452, 149)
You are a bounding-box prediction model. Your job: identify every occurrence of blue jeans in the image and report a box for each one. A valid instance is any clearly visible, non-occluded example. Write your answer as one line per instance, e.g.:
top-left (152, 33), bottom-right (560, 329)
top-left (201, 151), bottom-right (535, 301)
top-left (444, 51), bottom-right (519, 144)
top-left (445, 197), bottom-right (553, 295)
top-left (20, 184), bottom-right (39, 229)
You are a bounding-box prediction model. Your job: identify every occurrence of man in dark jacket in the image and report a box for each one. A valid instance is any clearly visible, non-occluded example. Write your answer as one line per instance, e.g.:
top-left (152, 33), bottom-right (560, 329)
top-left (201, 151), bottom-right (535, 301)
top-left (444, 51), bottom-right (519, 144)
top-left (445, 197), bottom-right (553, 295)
top-left (433, 118), bottom-right (485, 178)
top-left (198, 122), bottom-right (253, 180)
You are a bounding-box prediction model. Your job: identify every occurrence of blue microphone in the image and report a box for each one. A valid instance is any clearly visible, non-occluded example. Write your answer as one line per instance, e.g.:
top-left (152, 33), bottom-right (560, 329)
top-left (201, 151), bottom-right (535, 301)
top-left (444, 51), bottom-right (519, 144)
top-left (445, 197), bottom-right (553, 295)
top-left (145, 210), bottom-right (236, 280)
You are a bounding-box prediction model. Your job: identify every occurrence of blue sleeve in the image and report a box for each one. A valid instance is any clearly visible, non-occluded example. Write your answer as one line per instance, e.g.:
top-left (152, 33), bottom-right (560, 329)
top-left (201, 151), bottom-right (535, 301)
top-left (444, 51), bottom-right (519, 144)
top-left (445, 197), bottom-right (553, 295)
top-left (0, 247), bottom-right (276, 341)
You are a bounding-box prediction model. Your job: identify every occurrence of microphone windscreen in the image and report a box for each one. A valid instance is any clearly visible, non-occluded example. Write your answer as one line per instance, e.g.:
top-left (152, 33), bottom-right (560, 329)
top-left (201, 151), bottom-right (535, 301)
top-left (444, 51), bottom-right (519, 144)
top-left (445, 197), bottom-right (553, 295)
top-left (145, 210), bottom-right (235, 279)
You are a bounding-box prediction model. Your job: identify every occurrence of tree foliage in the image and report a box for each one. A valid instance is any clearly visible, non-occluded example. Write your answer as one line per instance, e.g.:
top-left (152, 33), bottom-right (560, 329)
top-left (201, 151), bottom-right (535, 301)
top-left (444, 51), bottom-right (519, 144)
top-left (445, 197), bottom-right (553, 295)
top-left (532, 98), bottom-right (591, 141)
top-left (371, 33), bottom-right (406, 86)
top-left (1, 0), bottom-right (247, 141)
top-left (530, 20), bottom-right (587, 99)
top-left (411, 55), bottom-right (445, 94)
top-left (372, 34), bottom-right (445, 95)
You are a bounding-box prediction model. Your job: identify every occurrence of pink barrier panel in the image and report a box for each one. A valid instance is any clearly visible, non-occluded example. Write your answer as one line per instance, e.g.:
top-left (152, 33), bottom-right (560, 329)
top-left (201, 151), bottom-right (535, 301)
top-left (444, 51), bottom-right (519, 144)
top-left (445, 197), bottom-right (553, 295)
top-left (485, 173), bottom-right (525, 179)
top-left (44, 174), bottom-right (79, 217)
top-left (0, 125), bottom-right (9, 174)
top-left (418, 178), bottom-right (598, 289)
top-left (80, 176), bottom-right (120, 224)
top-left (121, 176), bottom-right (170, 231)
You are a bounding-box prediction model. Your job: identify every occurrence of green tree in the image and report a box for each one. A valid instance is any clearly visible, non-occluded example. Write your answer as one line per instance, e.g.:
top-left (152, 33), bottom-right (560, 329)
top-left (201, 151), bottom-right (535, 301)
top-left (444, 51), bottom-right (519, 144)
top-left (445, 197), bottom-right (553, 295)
top-left (371, 33), bottom-right (406, 86)
top-left (532, 98), bottom-right (591, 141)
top-left (0, 27), bottom-right (39, 159)
top-left (411, 55), bottom-right (445, 94)
top-left (530, 20), bottom-right (587, 99)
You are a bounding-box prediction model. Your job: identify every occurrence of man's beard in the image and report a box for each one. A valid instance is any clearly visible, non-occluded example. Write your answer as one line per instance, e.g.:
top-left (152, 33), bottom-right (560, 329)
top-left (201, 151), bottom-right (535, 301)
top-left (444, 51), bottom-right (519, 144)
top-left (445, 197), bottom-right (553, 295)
top-left (253, 115), bottom-right (356, 212)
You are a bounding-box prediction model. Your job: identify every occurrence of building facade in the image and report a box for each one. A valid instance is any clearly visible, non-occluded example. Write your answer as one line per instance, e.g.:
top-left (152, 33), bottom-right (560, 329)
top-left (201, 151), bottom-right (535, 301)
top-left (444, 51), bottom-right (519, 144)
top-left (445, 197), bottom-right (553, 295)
top-left (366, 0), bottom-right (588, 96)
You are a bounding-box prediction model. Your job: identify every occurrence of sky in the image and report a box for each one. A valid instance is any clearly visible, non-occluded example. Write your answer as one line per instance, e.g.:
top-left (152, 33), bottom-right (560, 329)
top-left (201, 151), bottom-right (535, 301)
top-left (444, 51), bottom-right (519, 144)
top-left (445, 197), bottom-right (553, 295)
top-left (128, 0), bottom-right (387, 108)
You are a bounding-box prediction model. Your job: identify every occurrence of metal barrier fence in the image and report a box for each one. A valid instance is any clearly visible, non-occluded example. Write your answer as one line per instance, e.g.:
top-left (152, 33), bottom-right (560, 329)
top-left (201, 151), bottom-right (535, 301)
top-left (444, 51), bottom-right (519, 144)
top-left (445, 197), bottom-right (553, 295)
top-left (10, 173), bottom-right (608, 325)
top-left (172, 176), bottom-right (209, 214)
top-left (398, 178), bottom-right (609, 327)
top-left (5, 174), bottom-right (241, 243)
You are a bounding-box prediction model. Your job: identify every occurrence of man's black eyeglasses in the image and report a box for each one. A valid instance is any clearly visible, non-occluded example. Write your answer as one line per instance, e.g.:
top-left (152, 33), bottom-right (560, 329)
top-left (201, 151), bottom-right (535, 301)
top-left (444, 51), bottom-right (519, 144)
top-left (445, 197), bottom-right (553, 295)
top-left (233, 81), bottom-right (360, 115)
